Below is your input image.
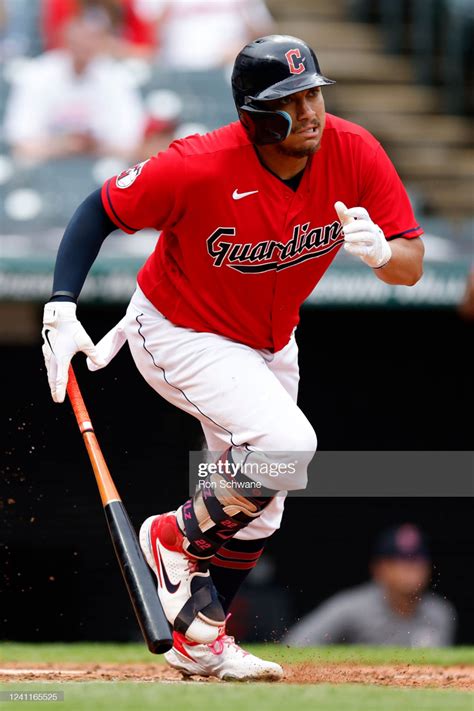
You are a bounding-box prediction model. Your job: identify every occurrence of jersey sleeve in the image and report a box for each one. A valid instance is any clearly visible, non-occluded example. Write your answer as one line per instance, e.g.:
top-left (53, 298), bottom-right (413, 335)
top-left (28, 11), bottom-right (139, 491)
top-left (101, 145), bottom-right (185, 234)
top-left (359, 144), bottom-right (423, 241)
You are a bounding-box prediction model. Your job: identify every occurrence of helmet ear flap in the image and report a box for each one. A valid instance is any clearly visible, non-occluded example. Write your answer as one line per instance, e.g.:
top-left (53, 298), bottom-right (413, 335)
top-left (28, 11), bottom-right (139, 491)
top-left (275, 110), bottom-right (292, 139)
top-left (239, 106), bottom-right (292, 145)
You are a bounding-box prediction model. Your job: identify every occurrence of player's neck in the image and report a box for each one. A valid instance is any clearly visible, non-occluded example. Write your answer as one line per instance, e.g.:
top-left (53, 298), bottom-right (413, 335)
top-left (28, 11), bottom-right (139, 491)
top-left (255, 145), bottom-right (308, 180)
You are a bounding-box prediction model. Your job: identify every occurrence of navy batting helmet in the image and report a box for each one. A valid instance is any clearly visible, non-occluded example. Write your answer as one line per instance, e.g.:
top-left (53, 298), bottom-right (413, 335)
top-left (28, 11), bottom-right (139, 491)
top-left (232, 35), bottom-right (335, 145)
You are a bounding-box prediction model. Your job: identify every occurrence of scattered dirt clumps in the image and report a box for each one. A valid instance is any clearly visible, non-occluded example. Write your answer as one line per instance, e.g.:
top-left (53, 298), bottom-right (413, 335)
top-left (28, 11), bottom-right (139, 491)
top-left (0, 662), bottom-right (473, 688)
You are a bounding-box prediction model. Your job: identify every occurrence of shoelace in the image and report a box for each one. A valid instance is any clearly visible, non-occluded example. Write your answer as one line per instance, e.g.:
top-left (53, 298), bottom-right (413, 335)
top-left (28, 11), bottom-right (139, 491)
top-left (208, 634), bottom-right (250, 657)
top-left (184, 554), bottom-right (210, 574)
top-left (185, 557), bottom-right (200, 574)
top-left (208, 614), bottom-right (250, 657)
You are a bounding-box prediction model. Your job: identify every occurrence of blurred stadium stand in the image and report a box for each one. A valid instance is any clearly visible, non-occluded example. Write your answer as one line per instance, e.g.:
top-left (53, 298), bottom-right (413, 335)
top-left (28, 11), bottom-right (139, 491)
top-left (271, 0), bottom-right (473, 218)
top-left (0, 0), bottom-right (472, 309)
top-left (0, 0), bottom-right (43, 59)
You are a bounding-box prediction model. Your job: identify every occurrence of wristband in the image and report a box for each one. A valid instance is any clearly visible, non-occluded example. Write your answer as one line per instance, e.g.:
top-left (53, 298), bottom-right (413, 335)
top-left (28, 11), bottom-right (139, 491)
top-left (50, 290), bottom-right (77, 302)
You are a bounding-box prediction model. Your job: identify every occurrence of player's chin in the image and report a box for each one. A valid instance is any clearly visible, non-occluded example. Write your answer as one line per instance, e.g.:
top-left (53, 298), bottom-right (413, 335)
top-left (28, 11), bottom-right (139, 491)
top-left (300, 137), bottom-right (321, 155)
top-left (279, 138), bottom-right (321, 158)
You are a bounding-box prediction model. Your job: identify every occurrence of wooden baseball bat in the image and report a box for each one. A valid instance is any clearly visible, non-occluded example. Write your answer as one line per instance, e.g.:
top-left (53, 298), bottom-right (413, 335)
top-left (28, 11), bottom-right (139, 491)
top-left (66, 364), bottom-right (172, 654)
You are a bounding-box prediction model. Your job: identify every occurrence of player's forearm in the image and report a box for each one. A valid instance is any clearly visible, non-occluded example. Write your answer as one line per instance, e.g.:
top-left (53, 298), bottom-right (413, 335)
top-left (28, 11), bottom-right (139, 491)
top-left (51, 189), bottom-right (116, 302)
top-left (373, 237), bottom-right (424, 286)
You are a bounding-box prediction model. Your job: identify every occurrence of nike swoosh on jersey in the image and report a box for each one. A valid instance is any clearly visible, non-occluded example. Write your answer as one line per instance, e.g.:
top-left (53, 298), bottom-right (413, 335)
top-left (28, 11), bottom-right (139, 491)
top-left (157, 546), bottom-right (181, 594)
top-left (232, 189), bottom-right (259, 200)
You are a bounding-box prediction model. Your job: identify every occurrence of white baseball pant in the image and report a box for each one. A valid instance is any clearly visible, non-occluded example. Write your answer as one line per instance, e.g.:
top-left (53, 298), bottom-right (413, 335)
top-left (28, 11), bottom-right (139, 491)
top-left (93, 285), bottom-right (317, 540)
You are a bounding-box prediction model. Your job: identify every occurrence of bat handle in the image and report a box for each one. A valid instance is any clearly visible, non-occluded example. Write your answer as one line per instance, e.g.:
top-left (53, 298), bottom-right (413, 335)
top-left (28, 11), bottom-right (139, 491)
top-left (66, 363), bottom-right (120, 505)
top-left (67, 364), bottom-right (94, 434)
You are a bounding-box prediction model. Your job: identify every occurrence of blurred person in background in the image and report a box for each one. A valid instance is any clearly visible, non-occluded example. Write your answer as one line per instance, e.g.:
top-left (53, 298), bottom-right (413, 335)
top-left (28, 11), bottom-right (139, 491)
top-left (42, 0), bottom-right (159, 58)
top-left (0, 0), bottom-right (42, 58)
top-left (155, 0), bottom-right (274, 70)
top-left (3, 14), bottom-right (146, 162)
top-left (285, 524), bottom-right (456, 647)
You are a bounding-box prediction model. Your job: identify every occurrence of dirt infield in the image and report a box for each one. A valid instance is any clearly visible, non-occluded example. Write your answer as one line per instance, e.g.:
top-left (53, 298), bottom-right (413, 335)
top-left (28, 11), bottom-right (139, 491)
top-left (0, 662), bottom-right (473, 689)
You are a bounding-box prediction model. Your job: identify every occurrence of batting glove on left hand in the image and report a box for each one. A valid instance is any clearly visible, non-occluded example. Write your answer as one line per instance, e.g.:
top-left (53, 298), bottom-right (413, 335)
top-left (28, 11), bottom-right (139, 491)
top-left (42, 301), bottom-right (105, 403)
top-left (335, 201), bottom-right (392, 269)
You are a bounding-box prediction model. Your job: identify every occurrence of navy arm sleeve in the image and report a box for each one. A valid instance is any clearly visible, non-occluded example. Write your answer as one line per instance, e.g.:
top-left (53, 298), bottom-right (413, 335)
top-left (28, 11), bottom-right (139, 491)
top-left (50, 188), bottom-right (117, 302)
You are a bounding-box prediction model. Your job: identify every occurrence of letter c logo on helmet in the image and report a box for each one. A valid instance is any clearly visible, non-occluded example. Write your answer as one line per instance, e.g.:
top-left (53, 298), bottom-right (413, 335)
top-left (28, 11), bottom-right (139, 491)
top-left (285, 48), bottom-right (305, 75)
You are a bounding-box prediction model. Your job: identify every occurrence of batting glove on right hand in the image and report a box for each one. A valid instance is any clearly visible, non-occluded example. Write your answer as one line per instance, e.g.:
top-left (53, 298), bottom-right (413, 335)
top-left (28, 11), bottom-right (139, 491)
top-left (42, 302), bottom-right (105, 403)
top-left (335, 201), bottom-right (392, 269)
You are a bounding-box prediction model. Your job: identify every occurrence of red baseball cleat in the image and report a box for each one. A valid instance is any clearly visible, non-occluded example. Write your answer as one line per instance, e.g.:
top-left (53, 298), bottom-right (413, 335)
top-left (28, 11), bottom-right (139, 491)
top-left (139, 512), bottom-right (225, 644)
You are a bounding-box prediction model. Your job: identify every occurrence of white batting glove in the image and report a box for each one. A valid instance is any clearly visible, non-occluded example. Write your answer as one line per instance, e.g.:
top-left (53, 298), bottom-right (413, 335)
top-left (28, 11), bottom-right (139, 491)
top-left (335, 201), bottom-right (392, 269)
top-left (42, 302), bottom-right (105, 403)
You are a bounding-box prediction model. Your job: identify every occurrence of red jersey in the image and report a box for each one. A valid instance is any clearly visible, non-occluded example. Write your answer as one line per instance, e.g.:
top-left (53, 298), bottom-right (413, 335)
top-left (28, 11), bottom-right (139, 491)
top-left (102, 115), bottom-right (423, 352)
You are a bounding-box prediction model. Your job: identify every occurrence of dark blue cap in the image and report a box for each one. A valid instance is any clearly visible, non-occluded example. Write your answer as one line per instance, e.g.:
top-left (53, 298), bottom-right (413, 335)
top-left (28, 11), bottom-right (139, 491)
top-left (373, 524), bottom-right (430, 560)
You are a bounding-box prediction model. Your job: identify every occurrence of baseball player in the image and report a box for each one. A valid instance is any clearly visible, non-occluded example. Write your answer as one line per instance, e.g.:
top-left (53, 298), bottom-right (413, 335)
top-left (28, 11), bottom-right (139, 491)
top-left (42, 35), bottom-right (424, 680)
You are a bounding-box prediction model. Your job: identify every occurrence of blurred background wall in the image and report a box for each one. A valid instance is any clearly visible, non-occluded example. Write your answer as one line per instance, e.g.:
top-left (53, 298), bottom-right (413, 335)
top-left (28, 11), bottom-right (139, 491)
top-left (1, 0), bottom-right (472, 645)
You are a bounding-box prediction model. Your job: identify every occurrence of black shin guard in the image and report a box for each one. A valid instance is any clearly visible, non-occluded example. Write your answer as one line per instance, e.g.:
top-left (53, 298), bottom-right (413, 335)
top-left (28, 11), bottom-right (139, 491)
top-left (178, 450), bottom-right (276, 558)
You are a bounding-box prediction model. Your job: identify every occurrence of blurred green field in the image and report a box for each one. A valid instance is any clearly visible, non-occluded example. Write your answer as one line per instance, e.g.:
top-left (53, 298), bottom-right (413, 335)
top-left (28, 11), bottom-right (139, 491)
top-left (0, 681), bottom-right (472, 711)
top-left (0, 644), bottom-right (473, 711)
top-left (1, 642), bottom-right (473, 665)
